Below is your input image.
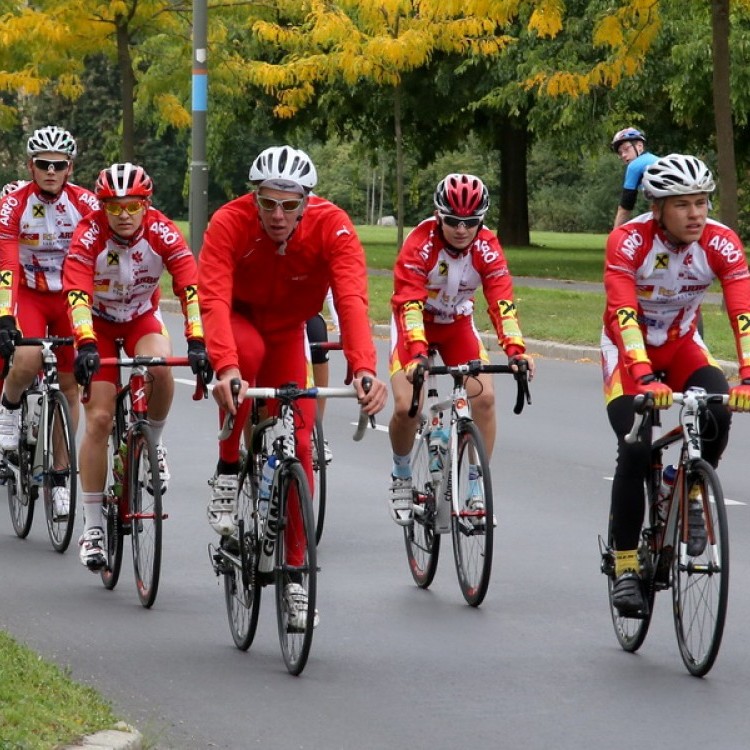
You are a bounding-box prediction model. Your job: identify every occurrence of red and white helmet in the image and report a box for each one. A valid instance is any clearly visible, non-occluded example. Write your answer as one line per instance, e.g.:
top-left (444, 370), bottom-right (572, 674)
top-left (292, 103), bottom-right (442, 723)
top-left (1, 180), bottom-right (29, 198)
top-left (95, 163), bottom-right (153, 199)
top-left (434, 173), bottom-right (489, 217)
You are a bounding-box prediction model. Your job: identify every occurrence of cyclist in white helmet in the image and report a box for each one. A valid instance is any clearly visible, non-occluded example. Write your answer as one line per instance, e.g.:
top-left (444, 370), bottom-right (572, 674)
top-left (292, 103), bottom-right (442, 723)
top-left (199, 145), bottom-right (387, 629)
top-left (0, 126), bottom-right (98, 522)
top-left (611, 127), bottom-right (659, 228)
top-left (601, 153), bottom-right (750, 616)
top-left (0, 180), bottom-right (29, 199)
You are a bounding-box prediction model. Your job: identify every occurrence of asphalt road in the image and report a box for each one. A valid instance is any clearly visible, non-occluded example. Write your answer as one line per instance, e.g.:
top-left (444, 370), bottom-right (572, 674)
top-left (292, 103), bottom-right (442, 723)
top-left (2, 318), bottom-right (750, 749)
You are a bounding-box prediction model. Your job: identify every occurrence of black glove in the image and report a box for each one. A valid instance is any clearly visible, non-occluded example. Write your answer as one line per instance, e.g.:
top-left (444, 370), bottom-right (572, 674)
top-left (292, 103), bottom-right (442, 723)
top-left (73, 342), bottom-right (100, 386)
top-left (187, 339), bottom-right (213, 383)
top-left (0, 315), bottom-right (19, 360)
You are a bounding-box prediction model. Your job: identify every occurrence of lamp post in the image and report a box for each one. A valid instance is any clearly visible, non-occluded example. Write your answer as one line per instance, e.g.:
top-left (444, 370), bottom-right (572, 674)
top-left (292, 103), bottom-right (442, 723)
top-left (189, 0), bottom-right (209, 256)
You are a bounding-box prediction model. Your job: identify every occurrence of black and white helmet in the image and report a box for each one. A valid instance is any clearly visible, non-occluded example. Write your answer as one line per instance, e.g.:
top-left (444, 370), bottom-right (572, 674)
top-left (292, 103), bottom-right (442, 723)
top-left (249, 146), bottom-right (317, 193)
top-left (642, 154), bottom-right (716, 200)
top-left (0, 180), bottom-right (28, 198)
top-left (26, 125), bottom-right (77, 158)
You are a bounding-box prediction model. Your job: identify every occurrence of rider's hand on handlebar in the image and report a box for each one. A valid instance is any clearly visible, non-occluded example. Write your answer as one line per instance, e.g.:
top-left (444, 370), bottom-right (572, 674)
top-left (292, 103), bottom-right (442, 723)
top-left (636, 373), bottom-right (673, 409)
top-left (212, 369), bottom-right (247, 415)
top-left (404, 354), bottom-right (428, 384)
top-left (73, 342), bottom-right (101, 386)
top-left (729, 380), bottom-right (750, 412)
top-left (508, 352), bottom-right (535, 380)
top-left (354, 371), bottom-right (388, 415)
top-left (187, 339), bottom-right (213, 383)
top-left (0, 315), bottom-right (19, 360)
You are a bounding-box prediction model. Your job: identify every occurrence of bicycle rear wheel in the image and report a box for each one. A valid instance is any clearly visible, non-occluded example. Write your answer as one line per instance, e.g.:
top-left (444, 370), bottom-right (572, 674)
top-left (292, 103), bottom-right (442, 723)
top-left (129, 423), bottom-right (163, 608)
top-left (43, 390), bottom-right (77, 553)
top-left (224, 460), bottom-right (262, 650)
top-left (404, 427), bottom-right (440, 588)
top-left (7, 399), bottom-right (35, 538)
top-left (672, 459), bottom-right (728, 677)
top-left (275, 461), bottom-right (317, 675)
top-left (311, 415), bottom-right (327, 545)
top-left (452, 420), bottom-right (493, 606)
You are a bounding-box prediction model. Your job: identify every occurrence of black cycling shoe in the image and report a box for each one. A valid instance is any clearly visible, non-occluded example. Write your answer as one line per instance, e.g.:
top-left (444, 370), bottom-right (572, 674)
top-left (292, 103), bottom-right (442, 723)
top-left (612, 571), bottom-right (646, 617)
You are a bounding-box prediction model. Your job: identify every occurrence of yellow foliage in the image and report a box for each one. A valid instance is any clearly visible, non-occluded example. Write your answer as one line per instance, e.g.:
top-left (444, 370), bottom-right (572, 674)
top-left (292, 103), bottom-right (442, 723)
top-left (156, 93), bottom-right (191, 128)
top-left (528, 0), bottom-right (564, 38)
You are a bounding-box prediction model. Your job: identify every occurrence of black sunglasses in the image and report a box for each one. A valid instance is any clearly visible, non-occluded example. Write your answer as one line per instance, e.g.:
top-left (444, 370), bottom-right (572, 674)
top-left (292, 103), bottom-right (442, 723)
top-left (33, 158), bottom-right (70, 172)
top-left (440, 214), bottom-right (482, 228)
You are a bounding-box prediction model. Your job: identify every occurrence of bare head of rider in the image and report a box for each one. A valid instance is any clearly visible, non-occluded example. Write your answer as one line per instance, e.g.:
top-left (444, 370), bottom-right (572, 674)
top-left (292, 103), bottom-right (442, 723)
top-left (611, 127), bottom-right (647, 165)
top-left (642, 154), bottom-right (715, 245)
top-left (248, 146), bottom-right (318, 245)
top-left (95, 163), bottom-right (153, 242)
top-left (433, 173), bottom-right (489, 254)
top-left (26, 125), bottom-right (77, 198)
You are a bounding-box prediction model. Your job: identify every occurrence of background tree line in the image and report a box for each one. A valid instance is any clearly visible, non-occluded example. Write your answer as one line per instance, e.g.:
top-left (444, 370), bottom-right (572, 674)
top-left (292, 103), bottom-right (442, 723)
top-left (1, 1), bottom-right (749, 241)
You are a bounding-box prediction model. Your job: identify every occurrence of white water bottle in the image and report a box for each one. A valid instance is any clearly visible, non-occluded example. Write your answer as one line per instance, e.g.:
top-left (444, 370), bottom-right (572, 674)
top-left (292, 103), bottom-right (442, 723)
top-left (656, 464), bottom-right (677, 521)
top-left (26, 394), bottom-right (42, 445)
top-left (258, 454), bottom-right (278, 516)
top-left (428, 427), bottom-right (449, 472)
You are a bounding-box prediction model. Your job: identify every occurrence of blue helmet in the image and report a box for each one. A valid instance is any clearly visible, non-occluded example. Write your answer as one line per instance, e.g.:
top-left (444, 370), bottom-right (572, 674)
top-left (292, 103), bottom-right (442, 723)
top-left (611, 127), bottom-right (646, 153)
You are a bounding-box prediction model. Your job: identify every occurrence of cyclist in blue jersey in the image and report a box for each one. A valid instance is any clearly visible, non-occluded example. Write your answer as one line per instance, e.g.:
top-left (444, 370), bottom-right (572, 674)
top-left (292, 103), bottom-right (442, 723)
top-left (611, 127), bottom-right (659, 228)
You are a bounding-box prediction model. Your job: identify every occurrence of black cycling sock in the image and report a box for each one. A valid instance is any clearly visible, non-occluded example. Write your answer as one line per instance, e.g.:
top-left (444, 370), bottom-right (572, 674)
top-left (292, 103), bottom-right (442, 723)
top-left (216, 459), bottom-right (240, 476)
top-left (1, 394), bottom-right (21, 410)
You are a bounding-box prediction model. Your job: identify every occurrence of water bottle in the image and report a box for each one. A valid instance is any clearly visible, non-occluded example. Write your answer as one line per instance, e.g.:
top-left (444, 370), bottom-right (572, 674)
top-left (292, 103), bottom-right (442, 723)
top-left (656, 464), bottom-right (677, 521)
top-left (258, 454), bottom-right (278, 517)
top-left (112, 439), bottom-right (126, 497)
top-left (428, 426), bottom-right (449, 473)
top-left (25, 394), bottom-right (42, 445)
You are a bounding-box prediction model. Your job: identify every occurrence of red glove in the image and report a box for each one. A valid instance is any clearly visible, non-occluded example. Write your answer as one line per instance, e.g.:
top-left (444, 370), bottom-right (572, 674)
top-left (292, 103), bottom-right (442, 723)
top-left (729, 381), bottom-right (750, 412)
top-left (636, 374), bottom-right (673, 409)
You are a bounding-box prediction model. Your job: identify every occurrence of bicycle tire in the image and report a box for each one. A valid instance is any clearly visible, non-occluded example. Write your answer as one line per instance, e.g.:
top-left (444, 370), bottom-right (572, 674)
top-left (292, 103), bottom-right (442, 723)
top-left (275, 460), bottom-right (317, 675)
top-left (7, 398), bottom-right (35, 539)
top-left (672, 459), bottom-right (728, 677)
top-left (43, 390), bottom-right (77, 553)
top-left (129, 422), bottom-right (163, 608)
top-left (224, 459), bottom-right (262, 650)
top-left (403, 425), bottom-right (440, 588)
top-left (101, 434), bottom-right (124, 590)
top-left (312, 415), bottom-right (327, 545)
top-left (452, 420), bottom-right (493, 606)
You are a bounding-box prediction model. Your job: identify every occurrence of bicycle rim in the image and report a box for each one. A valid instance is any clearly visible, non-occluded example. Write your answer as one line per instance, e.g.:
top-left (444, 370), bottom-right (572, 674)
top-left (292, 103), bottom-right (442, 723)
top-left (275, 461), bottom-right (317, 675)
top-left (451, 421), bottom-right (493, 606)
top-left (312, 416), bottom-right (327, 545)
top-left (129, 424), bottom-right (163, 608)
top-left (7, 399), bottom-right (35, 538)
top-left (672, 459), bottom-right (728, 677)
top-left (43, 391), bottom-right (77, 553)
top-left (224, 462), bottom-right (262, 650)
top-left (403, 428), bottom-right (440, 588)
top-left (101, 430), bottom-right (124, 589)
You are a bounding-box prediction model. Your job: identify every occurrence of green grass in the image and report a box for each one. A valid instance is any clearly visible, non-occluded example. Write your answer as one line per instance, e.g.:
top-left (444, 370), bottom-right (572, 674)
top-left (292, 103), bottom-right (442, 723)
top-left (0, 631), bottom-right (119, 748)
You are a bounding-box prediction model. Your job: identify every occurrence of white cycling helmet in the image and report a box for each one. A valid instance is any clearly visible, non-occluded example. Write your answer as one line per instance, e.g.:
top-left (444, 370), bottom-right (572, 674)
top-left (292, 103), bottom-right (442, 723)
top-left (249, 146), bottom-right (317, 193)
top-left (0, 179), bottom-right (28, 198)
top-left (642, 154), bottom-right (716, 200)
top-left (26, 125), bottom-right (77, 158)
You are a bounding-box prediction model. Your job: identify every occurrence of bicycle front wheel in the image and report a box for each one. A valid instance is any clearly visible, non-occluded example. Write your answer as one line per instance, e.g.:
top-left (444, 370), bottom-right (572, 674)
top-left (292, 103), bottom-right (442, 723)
top-left (101, 433), bottom-right (124, 590)
top-left (7, 399), bottom-right (35, 538)
top-left (311, 416), bottom-right (327, 545)
top-left (404, 427), bottom-right (440, 588)
top-left (672, 459), bottom-right (728, 677)
top-left (275, 461), bottom-right (317, 676)
top-left (129, 423), bottom-right (163, 608)
top-left (224, 461), bottom-right (262, 650)
top-left (43, 390), bottom-right (77, 553)
top-left (452, 420), bottom-right (494, 606)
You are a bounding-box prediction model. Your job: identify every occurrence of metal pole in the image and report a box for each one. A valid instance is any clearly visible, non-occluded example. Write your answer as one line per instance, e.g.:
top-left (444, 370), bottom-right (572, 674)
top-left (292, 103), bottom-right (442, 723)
top-left (189, 0), bottom-right (209, 256)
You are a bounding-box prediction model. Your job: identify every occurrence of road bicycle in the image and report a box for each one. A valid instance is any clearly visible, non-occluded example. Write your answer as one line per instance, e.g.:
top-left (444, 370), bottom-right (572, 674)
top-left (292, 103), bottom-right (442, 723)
top-left (2, 336), bottom-right (77, 552)
top-left (404, 354), bottom-right (531, 606)
top-left (600, 387), bottom-right (733, 677)
top-left (87, 344), bottom-right (207, 608)
top-left (210, 378), bottom-right (371, 675)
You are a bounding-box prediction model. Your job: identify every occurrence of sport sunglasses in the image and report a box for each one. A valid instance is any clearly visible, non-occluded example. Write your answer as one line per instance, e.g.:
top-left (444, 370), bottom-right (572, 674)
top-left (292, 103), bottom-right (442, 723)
top-left (440, 214), bottom-right (483, 228)
top-left (104, 201), bottom-right (145, 216)
top-left (256, 195), bottom-right (305, 212)
top-left (32, 158), bottom-right (70, 172)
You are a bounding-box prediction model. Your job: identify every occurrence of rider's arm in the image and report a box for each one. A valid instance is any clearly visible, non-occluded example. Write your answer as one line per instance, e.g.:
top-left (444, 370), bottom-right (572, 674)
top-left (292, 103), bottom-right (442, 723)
top-left (0, 188), bottom-right (27, 319)
top-left (63, 214), bottom-right (102, 346)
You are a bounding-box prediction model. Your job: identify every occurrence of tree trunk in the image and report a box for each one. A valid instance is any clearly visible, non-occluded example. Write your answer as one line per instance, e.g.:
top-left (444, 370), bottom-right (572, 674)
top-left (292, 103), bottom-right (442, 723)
top-left (711, 0), bottom-right (738, 230)
top-left (394, 84), bottom-right (405, 248)
top-left (116, 20), bottom-right (135, 162)
top-left (497, 114), bottom-right (530, 246)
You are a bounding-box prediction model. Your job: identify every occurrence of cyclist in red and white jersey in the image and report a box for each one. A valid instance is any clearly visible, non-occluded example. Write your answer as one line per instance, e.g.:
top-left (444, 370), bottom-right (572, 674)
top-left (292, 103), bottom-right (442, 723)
top-left (602, 153), bottom-right (750, 615)
top-left (0, 180), bottom-right (29, 199)
top-left (199, 145), bottom-right (387, 628)
top-left (63, 163), bottom-right (210, 570)
top-left (387, 173), bottom-right (535, 525)
top-left (0, 126), bottom-right (98, 521)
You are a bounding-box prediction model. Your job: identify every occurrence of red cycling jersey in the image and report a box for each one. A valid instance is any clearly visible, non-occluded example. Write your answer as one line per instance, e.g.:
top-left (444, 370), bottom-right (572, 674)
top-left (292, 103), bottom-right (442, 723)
top-left (603, 213), bottom-right (750, 384)
top-left (63, 207), bottom-right (203, 346)
top-left (391, 217), bottom-right (526, 361)
top-left (198, 193), bottom-right (376, 377)
top-left (0, 181), bottom-right (99, 318)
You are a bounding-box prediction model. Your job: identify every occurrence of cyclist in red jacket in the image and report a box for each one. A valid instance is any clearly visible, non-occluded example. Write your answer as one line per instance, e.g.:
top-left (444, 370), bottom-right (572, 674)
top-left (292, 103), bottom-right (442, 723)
top-left (64, 162), bottom-right (210, 570)
top-left (602, 154), bottom-right (750, 615)
top-left (199, 145), bottom-right (387, 629)
top-left (0, 126), bottom-right (98, 522)
top-left (387, 173), bottom-right (534, 526)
